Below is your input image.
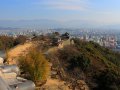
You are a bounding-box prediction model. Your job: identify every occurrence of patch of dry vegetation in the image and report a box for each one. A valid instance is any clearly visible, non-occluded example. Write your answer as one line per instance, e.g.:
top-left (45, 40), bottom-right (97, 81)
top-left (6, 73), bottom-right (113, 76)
top-left (18, 48), bottom-right (50, 85)
top-left (7, 42), bottom-right (34, 64)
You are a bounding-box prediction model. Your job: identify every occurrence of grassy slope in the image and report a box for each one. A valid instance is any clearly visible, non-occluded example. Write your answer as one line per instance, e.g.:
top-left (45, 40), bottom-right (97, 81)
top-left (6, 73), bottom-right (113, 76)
top-left (52, 39), bottom-right (120, 89)
top-left (74, 40), bottom-right (120, 70)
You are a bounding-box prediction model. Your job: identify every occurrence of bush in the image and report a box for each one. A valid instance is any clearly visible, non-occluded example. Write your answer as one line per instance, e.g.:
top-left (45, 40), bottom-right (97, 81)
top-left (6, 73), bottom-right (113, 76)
top-left (19, 49), bottom-right (50, 84)
top-left (58, 45), bottom-right (91, 71)
top-left (68, 54), bottom-right (90, 71)
top-left (0, 35), bottom-right (27, 51)
top-left (95, 70), bottom-right (120, 90)
top-left (14, 35), bottom-right (27, 45)
top-left (0, 36), bottom-right (14, 50)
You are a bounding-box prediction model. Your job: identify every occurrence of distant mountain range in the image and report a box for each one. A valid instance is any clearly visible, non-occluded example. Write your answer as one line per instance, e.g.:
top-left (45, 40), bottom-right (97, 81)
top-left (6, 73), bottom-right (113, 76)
top-left (0, 20), bottom-right (62, 29)
top-left (0, 19), bottom-right (120, 30)
top-left (0, 27), bottom-right (19, 30)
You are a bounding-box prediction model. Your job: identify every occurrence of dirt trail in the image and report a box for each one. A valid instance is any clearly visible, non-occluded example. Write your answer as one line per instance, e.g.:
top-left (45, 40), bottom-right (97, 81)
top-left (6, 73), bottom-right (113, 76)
top-left (7, 39), bottom-right (72, 89)
top-left (40, 78), bottom-right (70, 90)
top-left (7, 42), bottom-right (34, 65)
top-left (41, 39), bottom-right (72, 90)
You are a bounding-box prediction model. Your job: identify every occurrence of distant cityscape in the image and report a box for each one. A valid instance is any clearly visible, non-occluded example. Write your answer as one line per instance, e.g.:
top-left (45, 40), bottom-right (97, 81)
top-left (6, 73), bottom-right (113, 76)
top-left (0, 28), bottom-right (120, 51)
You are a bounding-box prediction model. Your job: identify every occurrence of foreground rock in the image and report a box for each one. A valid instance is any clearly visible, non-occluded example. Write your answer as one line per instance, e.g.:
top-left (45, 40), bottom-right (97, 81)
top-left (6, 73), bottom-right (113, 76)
top-left (0, 57), bottom-right (35, 90)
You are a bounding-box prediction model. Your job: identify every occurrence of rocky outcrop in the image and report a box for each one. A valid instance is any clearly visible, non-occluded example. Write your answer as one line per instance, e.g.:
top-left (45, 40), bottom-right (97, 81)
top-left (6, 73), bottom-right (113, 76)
top-left (0, 57), bottom-right (35, 90)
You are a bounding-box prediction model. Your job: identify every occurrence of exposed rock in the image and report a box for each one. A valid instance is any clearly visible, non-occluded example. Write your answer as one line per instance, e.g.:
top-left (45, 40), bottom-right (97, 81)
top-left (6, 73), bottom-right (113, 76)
top-left (77, 80), bottom-right (89, 90)
top-left (39, 79), bottom-right (70, 90)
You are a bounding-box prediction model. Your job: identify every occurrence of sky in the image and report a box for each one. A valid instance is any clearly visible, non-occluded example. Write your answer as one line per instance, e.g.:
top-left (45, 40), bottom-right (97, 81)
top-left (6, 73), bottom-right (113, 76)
top-left (0, 0), bottom-right (120, 25)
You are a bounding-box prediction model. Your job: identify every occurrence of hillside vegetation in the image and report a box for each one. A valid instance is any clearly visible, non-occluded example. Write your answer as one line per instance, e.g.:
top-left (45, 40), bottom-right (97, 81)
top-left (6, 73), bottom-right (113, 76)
top-left (13, 34), bottom-right (120, 90)
top-left (49, 38), bottom-right (120, 90)
top-left (0, 35), bottom-right (27, 51)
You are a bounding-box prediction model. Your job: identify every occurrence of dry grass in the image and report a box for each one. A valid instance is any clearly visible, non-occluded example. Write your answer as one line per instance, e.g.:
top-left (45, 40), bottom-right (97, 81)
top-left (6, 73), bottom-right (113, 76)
top-left (7, 42), bottom-right (34, 65)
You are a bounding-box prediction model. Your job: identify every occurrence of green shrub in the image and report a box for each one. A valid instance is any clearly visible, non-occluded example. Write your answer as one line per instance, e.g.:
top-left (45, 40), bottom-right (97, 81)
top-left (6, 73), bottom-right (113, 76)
top-left (95, 70), bottom-right (120, 90)
top-left (68, 54), bottom-right (90, 71)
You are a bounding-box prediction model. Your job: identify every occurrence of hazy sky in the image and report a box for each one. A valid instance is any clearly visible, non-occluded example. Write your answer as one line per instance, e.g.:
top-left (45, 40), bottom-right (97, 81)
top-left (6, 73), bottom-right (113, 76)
top-left (0, 0), bottom-right (120, 24)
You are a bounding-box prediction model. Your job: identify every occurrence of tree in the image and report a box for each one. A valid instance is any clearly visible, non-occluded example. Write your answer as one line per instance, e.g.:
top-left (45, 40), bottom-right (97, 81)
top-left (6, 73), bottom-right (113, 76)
top-left (19, 49), bottom-right (50, 85)
top-left (14, 35), bottom-right (27, 45)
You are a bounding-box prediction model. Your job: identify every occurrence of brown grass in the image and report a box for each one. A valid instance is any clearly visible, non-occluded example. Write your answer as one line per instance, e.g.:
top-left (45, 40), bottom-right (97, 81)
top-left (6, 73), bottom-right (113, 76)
top-left (7, 42), bottom-right (34, 65)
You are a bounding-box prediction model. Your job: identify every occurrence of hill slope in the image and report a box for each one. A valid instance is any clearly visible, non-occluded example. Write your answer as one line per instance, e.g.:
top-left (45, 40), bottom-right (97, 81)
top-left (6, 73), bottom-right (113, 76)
top-left (49, 39), bottom-right (120, 90)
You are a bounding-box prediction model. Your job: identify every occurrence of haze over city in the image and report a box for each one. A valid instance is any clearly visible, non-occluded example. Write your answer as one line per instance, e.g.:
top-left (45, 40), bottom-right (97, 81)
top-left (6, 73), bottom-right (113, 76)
top-left (0, 0), bottom-right (120, 29)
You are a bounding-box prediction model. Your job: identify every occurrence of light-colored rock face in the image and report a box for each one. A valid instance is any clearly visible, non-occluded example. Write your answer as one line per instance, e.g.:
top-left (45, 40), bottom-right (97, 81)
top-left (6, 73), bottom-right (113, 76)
top-left (0, 61), bottom-right (35, 90)
top-left (0, 57), bottom-right (4, 64)
top-left (0, 77), bottom-right (11, 90)
top-left (0, 65), bottom-right (20, 74)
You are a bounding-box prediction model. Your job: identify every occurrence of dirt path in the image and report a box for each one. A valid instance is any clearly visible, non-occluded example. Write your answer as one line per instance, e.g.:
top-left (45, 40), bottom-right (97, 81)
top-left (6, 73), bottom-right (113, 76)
top-left (7, 42), bottom-right (34, 65)
top-left (41, 39), bottom-right (72, 90)
top-left (40, 78), bottom-right (70, 90)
